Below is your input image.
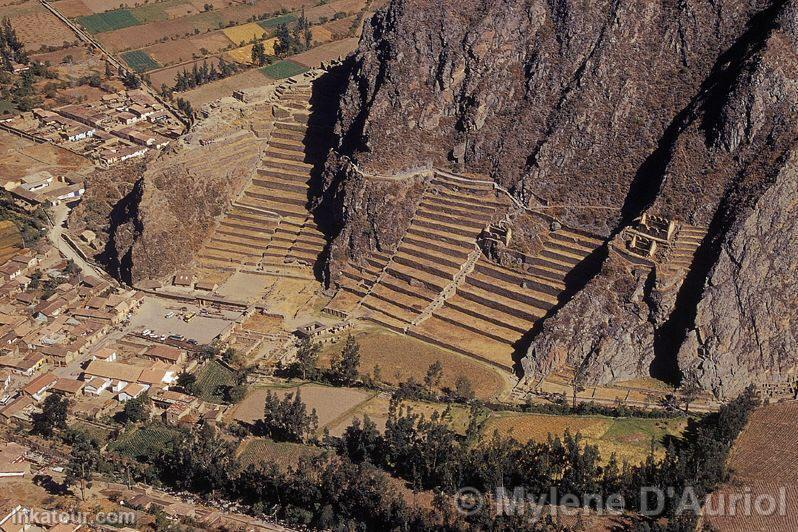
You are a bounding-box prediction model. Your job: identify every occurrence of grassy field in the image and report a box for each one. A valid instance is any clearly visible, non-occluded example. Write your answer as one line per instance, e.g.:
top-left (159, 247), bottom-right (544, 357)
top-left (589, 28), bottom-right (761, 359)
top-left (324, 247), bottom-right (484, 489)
top-left (260, 60), bottom-right (309, 79)
top-left (193, 359), bottom-right (237, 403)
top-left (120, 50), bottom-right (161, 72)
top-left (237, 437), bottom-right (323, 471)
top-left (109, 424), bottom-right (184, 460)
top-left (319, 328), bottom-right (508, 400)
top-left (257, 13), bottom-right (297, 30)
top-left (326, 394), bottom-right (473, 437)
top-left (484, 413), bottom-right (687, 465)
top-left (77, 9), bottom-right (139, 32)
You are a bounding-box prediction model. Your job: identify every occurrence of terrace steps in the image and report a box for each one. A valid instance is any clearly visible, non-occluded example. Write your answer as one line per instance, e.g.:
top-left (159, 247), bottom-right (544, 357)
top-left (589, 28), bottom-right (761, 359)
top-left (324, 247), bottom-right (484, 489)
top-left (193, 84), bottom-right (330, 279)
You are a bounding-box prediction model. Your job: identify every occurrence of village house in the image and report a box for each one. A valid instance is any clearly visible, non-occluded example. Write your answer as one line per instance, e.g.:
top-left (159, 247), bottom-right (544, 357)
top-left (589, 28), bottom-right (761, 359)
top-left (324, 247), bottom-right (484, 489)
top-left (51, 378), bottom-right (84, 396)
top-left (0, 442), bottom-right (30, 478)
top-left (0, 395), bottom-right (35, 423)
top-left (0, 353), bottom-right (45, 377)
top-left (83, 376), bottom-right (112, 396)
top-left (21, 373), bottom-right (58, 401)
top-left (118, 383), bottom-right (149, 402)
top-left (143, 345), bottom-right (186, 365)
top-left (91, 347), bottom-right (117, 362)
top-left (39, 344), bottom-right (77, 366)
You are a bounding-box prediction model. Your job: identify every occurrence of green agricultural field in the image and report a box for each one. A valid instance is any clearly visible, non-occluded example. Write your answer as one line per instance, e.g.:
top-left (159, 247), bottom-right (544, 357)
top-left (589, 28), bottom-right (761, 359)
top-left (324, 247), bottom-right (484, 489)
top-left (76, 9), bottom-right (140, 33)
top-left (257, 13), bottom-right (297, 30)
top-left (109, 424), bottom-right (184, 461)
top-left (121, 50), bottom-right (161, 73)
top-left (193, 359), bottom-right (237, 403)
top-left (260, 60), bottom-right (308, 79)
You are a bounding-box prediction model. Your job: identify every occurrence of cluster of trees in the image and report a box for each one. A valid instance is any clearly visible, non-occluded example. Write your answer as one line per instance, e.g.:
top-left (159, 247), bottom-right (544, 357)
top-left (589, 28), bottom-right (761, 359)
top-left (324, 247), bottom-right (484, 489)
top-left (250, 41), bottom-right (272, 66)
top-left (273, 13), bottom-right (312, 57)
top-left (285, 336), bottom-right (361, 385)
top-left (0, 193), bottom-right (48, 242)
top-left (0, 60), bottom-right (55, 112)
top-left (336, 386), bottom-right (760, 527)
top-left (152, 423), bottom-right (568, 530)
top-left (141, 385), bottom-right (759, 530)
top-left (172, 58), bottom-right (238, 92)
top-left (175, 97), bottom-right (194, 120)
top-left (258, 389), bottom-right (318, 442)
top-left (0, 17), bottom-right (26, 70)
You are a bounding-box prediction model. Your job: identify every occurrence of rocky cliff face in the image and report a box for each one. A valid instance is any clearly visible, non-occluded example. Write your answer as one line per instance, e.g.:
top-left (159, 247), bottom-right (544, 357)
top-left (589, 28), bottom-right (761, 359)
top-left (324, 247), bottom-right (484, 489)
top-left (322, 0), bottom-right (798, 397)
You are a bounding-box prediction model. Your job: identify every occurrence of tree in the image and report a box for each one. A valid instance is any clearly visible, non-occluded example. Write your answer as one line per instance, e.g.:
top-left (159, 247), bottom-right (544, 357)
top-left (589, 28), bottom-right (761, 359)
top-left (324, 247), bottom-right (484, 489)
top-left (222, 346), bottom-right (241, 366)
top-left (261, 389), bottom-right (318, 442)
top-left (293, 338), bottom-right (319, 380)
top-left (329, 334), bottom-right (360, 385)
top-left (122, 393), bottom-right (150, 423)
top-left (423, 360), bottom-right (443, 392)
top-left (680, 374), bottom-right (702, 413)
top-left (122, 71), bottom-right (140, 89)
top-left (177, 371), bottom-right (197, 394)
top-left (452, 375), bottom-right (475, 403)
top-left (250, 41), bottom-right (267, 66)
top-left (31, 394), bottom-right (68, 438)
top-left (571, 363), bottom-right (588, 410)
top-left (65, 432), bottom-right (100, 500)
top-left (224, 383), bottom-right (247, 404)
top-left (156, 423), bottom-right (237, 496)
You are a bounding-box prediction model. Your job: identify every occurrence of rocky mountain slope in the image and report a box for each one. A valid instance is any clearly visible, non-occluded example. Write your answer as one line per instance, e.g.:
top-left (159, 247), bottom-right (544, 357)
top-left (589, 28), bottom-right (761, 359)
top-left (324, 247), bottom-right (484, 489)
top-left (71, 103), bottom-right (268, 285)
top-left (320, 0), bottom-right (798, 398)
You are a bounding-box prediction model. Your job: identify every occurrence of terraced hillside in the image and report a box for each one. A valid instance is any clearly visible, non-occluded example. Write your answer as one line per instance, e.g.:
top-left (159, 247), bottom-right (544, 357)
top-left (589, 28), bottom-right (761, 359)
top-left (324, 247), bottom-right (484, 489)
top-left (323, 170), bottom-right (606, 371)
top-left (412, 227), bottom-right (602, 370)
top-left (194, 78), bottom-right (329, 284)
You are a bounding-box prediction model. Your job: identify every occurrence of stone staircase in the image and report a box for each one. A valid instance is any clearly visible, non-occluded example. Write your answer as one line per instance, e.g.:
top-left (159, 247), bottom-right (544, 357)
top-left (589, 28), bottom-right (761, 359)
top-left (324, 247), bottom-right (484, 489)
top-left (667, 224), bottom-right (707, 268)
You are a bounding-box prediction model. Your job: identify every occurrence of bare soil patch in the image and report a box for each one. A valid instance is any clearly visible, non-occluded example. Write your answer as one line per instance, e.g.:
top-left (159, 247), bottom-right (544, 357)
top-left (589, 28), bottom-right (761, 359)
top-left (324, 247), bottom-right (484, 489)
top-left (231, 383), bottom-right (373, 429)
top-left (290, 37), bottom-right (358, 67)
top-left (0, 2), bottom-right (76, 48)
top-left (51, 0), bottom-right (92, 17)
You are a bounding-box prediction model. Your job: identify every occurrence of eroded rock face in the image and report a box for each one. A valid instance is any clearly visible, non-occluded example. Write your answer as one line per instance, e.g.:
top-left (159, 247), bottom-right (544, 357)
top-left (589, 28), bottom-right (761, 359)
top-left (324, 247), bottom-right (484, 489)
top-left (73, 109), bottom-right (264, 284)
top-left (326, 0), bottom-right (772, 240)
top-left (679, 150), bottom-right (798, 398)
top-left (323, 0), bottom-right (798, 397)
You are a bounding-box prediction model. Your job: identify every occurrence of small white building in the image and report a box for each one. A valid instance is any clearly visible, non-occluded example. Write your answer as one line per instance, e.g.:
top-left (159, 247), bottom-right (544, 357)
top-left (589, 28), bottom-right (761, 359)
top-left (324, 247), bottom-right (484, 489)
top-left (83, 376), bottom-right (111, 395)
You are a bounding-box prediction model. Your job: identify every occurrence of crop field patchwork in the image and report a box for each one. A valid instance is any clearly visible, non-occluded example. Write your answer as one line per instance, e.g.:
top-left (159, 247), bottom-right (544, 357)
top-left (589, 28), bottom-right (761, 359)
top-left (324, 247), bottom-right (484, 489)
top-left (77, 8), bottom-right (139, 32)
top-left (193, 359), bottom-right (237, 403)
top-left (259, 60), bottom-right (308, 79)
top-left (121, 50), bottom-right (161, 72)
top-left (109, 424), bottom-right (184, 460)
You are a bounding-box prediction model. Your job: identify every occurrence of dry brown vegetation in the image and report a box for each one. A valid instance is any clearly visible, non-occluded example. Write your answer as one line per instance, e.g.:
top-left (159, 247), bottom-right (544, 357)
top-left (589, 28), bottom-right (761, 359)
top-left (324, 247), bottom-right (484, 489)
top-left (319, 327), bottom-right (509, 400)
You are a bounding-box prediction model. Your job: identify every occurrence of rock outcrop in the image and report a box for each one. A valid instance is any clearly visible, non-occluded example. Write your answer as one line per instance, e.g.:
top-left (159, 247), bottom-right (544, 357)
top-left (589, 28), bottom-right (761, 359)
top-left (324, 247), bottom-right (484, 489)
top-left (321, 0), bottom-right (798, 397)
top-left (71, 102), bottom-right (266, 284)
